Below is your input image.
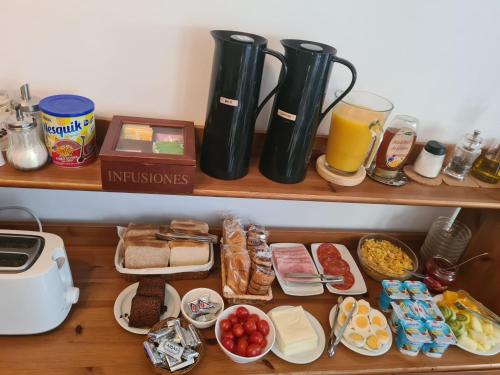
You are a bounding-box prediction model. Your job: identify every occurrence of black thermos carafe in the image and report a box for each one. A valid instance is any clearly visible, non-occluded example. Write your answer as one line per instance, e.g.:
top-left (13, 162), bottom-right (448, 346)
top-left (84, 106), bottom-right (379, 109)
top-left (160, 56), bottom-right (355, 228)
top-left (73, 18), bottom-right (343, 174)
top-left (259, 40), bottom-right (357, 183)
top-left (200, 30), bottom-right (287, 180)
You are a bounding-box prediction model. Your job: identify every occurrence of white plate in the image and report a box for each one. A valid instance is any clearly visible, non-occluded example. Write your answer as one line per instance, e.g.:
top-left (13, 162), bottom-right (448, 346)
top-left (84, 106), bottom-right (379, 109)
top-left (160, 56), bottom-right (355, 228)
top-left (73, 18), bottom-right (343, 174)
top-left (311, 243), bottom-right (367, 295)
top-left (113, 282), bottom-right (181, 334)
top-left (271, 243), bottom-right (324, 296)
top-left (328, 305), bottom-right (392, 356)
top-left (433, 294), bottom-right (500, 356)
top-left (268, 305), bottom-right (326, 364)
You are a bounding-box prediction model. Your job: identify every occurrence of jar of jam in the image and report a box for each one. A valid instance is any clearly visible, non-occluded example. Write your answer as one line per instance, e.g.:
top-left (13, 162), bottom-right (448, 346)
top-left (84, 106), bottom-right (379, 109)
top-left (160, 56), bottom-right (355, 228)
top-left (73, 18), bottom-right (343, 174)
top-left (423, 256), bottom-right (457, 293)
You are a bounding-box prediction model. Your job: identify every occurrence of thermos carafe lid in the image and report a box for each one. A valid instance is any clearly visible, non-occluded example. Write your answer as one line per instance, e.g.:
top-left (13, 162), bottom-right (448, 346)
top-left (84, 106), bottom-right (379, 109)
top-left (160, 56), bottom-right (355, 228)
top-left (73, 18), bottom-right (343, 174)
top-left (281, 39), bottom-right (337, 55)
top-left (211, 30), bottom-right (267, 46)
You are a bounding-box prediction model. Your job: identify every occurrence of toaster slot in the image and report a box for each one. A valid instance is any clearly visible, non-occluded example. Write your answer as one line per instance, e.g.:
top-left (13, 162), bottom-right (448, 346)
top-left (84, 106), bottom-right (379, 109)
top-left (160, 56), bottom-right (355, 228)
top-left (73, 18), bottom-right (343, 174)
top-left (0, 234), bottom-right (44, 273)
top-left (0, 252), bottom-right (29, 268)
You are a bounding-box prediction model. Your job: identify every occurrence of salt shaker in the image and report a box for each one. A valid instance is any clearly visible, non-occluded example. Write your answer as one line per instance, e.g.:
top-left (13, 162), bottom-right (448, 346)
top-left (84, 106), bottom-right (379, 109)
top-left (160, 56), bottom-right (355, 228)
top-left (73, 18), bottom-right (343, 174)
top-left (7, 106), bottom-right (48, 171)
top-left (413, 140), bottom-right (446, 178)
top-left (443, 130), bottom-right (483, 180)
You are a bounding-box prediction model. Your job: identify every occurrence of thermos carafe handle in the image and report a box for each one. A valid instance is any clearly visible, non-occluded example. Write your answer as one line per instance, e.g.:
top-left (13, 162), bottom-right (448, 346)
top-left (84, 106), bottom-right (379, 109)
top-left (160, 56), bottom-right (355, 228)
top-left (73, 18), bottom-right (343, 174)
top-left (319, 56), bottom-right (357, 122)
top-left (255, 48), bottom-right (288, 116)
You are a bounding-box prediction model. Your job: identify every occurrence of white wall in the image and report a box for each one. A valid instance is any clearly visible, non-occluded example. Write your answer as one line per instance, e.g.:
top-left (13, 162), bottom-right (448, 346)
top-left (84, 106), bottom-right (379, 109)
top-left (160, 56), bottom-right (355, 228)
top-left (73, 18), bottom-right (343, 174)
top-left (0, 0), bottom-right (493, 229)
top-left (0, 188), bottom-right (455, 232)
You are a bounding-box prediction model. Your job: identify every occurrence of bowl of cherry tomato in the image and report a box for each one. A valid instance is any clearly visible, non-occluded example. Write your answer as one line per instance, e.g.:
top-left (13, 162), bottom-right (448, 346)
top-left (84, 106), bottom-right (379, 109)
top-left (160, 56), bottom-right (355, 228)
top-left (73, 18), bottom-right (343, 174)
top-left (215, 304), bottom-right (275, 363)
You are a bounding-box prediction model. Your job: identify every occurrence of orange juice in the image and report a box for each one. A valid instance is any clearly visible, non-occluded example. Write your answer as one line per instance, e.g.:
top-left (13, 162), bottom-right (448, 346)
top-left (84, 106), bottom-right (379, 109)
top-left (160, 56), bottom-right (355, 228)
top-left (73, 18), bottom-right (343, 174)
top-left (325, 102), bottom-right (385, 173)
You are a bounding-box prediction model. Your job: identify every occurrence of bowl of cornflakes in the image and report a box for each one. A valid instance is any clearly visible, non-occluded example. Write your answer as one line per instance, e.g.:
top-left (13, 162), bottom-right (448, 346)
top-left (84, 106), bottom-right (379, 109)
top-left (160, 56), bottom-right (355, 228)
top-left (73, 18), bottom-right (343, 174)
top-left (357, 234), bottom-right (418, 281)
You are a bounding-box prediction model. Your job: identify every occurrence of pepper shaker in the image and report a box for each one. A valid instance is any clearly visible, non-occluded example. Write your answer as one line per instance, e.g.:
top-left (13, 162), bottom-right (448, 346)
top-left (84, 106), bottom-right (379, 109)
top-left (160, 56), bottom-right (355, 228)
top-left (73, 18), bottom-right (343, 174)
top-left (413, 140), bottom-right (446, 178)
top-left (443, 130), bottom-right (483, 180)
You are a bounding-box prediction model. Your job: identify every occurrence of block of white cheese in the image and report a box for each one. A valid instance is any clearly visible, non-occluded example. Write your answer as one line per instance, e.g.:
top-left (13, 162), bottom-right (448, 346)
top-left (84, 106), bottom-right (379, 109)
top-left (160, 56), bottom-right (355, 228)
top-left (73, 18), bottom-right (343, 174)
top-left (168, 240), bottom-right (210, 267)
top-left (269, 306), bottom-right (318, 356)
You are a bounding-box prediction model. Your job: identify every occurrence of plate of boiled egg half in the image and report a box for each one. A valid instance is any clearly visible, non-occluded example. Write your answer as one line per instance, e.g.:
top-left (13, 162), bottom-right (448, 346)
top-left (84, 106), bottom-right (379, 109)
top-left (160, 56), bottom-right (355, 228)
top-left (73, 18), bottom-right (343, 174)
top-left (329, 297), bottom-right (392, 356)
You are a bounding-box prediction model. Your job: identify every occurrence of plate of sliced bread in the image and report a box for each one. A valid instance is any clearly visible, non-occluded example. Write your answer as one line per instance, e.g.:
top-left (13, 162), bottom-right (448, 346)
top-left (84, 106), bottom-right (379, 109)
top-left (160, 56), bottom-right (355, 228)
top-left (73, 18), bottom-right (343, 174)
top-left (114, 277), bottom-right (181, 334)
top-left (115, 220), bottom-right (215, 277)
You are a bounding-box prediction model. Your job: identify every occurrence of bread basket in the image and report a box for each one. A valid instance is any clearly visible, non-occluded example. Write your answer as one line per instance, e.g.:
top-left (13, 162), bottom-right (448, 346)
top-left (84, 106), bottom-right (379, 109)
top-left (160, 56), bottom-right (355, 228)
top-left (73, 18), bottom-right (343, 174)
top-left (147, 317), bottom-right (204, 375)
top-left (221, 255), bottom-right (273, 305)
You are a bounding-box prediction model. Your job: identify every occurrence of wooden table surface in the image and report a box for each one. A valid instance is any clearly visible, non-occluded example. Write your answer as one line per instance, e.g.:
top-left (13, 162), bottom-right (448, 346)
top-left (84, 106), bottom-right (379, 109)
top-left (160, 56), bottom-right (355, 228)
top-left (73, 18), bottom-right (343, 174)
top-left (0, 225), bottom-right (498, 375)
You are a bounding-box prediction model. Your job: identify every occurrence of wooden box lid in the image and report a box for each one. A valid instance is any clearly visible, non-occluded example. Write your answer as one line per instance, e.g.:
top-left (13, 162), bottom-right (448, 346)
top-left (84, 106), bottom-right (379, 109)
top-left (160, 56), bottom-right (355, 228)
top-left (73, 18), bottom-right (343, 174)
top-left (99, 116), bottom-right (195, 166)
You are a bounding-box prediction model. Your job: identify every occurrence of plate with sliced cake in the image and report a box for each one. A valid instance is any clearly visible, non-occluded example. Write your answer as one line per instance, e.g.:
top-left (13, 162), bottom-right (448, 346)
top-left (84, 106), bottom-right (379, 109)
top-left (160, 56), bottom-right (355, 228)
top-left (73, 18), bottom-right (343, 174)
top-left (328, 297), bottom-right (392, 356)
top-left (114, 277), bottom-right (181, 334)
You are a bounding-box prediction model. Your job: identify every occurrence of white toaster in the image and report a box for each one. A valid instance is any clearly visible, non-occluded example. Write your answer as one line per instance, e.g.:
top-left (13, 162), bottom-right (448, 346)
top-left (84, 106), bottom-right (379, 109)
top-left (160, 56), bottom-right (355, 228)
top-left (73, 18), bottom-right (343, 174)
top-left (0, 229), bottom-right (79, 334)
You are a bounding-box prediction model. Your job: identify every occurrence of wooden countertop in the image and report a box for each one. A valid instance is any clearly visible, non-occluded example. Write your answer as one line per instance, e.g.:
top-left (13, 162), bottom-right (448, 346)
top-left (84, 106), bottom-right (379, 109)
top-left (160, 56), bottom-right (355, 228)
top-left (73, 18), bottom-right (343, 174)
top-left (0, 225), bottom-right (498, 375)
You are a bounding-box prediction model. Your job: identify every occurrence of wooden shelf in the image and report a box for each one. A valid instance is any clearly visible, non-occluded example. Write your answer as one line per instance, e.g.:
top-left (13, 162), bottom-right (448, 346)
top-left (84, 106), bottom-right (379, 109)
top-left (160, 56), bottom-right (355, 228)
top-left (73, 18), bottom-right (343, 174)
top-left (0, 224), bottom-right (498, 375)
top-left (0, 156), bottom-right (499, 209)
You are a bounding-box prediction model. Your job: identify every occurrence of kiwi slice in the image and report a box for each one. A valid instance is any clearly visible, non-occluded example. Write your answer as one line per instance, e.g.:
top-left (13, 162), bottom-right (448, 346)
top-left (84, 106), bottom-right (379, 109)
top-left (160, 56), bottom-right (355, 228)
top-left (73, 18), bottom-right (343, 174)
top-left (449, 320), bottom-right (465, 337)
top-left (456, 313), bottom-right (471, 325)
top-left (439, 305), bottom-right (453, 321)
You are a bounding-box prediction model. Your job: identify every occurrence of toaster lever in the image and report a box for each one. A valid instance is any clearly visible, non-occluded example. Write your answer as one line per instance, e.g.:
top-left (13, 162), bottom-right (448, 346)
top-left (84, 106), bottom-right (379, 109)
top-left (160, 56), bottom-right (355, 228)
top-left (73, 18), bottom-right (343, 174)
top-left (67, 287), bottom-right (80, 305)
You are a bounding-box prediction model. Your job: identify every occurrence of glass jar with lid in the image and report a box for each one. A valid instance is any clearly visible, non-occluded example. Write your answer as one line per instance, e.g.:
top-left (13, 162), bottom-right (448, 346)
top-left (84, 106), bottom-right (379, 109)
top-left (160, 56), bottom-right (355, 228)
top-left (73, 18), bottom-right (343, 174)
top-left (7, 107), bottom-right (48, 171)
top-left (443, 130), bottom-right (483, 180)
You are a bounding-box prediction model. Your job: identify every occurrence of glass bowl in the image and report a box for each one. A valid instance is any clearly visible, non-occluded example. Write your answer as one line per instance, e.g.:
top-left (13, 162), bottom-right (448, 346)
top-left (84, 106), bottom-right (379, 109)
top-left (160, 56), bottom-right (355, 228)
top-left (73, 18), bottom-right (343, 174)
top-left (357, 234), bottom-right (419, 281)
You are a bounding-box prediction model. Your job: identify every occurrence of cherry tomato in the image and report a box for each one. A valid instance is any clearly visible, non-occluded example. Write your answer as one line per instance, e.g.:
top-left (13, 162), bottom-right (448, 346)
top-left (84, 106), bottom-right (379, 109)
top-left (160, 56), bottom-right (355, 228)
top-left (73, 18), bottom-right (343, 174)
top-left (249, 331), bottom-right (264, 345)
top-left (221, 337), bottom-right (235, 352)
top-left (244, 319), bottom-right (257, 335)
top-left (259, 338), bottom-right (267, 349)
top-left (236, 306), bottom-right (250, 322)
top-left (236, 337), bottom-right (249, 357)
top-left (246, 343), bottom-right (262, 357)
top-left (221, 331), bottom-right (235, 341)
top-left (257, 320), bottom-right (270, 336)
top-left (228, 313), bottom-right (239, 325)
top-left (247, 313), bottom-right (259, 323)
top-left (220, 319), bottom-right (232, 332)
top-left (232, 323), bottom-right (245, 337)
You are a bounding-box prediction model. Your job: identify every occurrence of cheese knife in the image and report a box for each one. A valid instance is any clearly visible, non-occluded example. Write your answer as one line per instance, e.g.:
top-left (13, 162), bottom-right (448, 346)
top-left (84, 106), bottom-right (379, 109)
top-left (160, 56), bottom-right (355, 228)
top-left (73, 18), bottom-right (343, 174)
top-left (284, 273), bottom-right (344, 284)
top-left (328, 300), bottom-right (357, 358)
top-left (326, 296), bottom-right (343, 357)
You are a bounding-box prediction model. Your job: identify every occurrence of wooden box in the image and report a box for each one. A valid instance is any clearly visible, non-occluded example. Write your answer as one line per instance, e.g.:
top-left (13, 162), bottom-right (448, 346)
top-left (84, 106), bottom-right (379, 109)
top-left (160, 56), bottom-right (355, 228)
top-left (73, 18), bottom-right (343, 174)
top-left (100, 116), bottom-right (195, 194)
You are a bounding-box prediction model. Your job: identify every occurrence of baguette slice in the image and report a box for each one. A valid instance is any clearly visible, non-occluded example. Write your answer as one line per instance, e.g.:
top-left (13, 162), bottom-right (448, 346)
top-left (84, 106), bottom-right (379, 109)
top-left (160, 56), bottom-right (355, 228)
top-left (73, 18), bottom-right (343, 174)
top-left (124, 239), bottom-right (170, 269)
top-left (168, 240), bottom-right (210, 267)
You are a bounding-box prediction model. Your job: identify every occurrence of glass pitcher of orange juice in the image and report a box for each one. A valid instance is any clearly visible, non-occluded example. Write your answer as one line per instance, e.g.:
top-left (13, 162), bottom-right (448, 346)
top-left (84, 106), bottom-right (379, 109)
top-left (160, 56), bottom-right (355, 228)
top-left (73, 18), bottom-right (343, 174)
top-left (325, 90), bottom-right (393, 174)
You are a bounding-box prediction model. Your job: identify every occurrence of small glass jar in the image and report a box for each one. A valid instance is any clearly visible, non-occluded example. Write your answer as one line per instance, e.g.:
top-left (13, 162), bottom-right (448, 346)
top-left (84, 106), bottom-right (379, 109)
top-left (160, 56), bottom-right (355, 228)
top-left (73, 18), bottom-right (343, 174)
top-left (443, 130), bottom-right (483, 180)
top-left (7, 108), bottom-right (48, 171)
top-left (423, 256), bottom-right (457, 293)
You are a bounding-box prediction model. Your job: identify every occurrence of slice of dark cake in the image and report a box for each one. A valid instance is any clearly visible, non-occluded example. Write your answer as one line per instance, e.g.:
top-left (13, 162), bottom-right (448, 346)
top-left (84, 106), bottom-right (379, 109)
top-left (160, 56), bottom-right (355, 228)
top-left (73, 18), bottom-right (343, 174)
top-left (128, 295), bottom-right (162, 328)
top-left (137, 283), bottom-right (165, 299)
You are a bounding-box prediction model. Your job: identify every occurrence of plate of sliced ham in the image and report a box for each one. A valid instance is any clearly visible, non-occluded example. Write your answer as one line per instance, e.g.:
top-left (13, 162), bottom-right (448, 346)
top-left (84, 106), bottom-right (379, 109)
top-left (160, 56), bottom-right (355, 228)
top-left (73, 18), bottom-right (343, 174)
top-left (271, 243), bottom-right (324, 296)
top-left (311, 243), bottom-right (367, 295)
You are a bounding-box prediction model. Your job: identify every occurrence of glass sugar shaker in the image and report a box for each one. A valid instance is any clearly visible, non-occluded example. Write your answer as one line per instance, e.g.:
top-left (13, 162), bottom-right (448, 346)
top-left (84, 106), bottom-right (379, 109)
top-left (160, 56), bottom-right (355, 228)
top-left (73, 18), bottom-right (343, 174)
top-left (18, 83), bottom-right (44, 143)
top-left (7, 106), bottom-right (48, 171)
top-left (443, 129), bottom-right (483, 180)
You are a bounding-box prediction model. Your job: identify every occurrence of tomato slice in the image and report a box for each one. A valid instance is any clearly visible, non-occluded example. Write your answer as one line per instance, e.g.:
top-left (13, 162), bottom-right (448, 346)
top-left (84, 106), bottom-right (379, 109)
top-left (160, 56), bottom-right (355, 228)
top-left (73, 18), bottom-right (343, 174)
top-left (323, 258), bottom-right (350, 276)
top-left (332, 270), bottom-right (355, 290)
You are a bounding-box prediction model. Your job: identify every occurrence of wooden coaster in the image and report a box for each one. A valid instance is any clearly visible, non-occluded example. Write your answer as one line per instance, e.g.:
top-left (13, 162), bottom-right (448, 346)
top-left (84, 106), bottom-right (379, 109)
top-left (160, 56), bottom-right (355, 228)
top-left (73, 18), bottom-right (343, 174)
top-left (442, 173), bottom-right (480, 188)
top-left (316, 155), bottom-right (366, 186)
top-left (403, 165), bottom-right (442, 186)
top-left (470, 175), bottom-right (500, 189)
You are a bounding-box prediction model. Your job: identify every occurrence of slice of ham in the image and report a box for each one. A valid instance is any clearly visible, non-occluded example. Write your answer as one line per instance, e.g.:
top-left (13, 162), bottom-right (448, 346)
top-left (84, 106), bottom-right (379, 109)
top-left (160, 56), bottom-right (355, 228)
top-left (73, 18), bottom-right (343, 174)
top-left (273, 246), bottom-right (318, 283)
